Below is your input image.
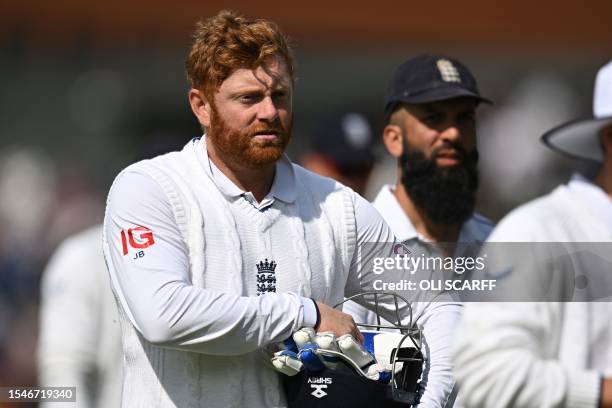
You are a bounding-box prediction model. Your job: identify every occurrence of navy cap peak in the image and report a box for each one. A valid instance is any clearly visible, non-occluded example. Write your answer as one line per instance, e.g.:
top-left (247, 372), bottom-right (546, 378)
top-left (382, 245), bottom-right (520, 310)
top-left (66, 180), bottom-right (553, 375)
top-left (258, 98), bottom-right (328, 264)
top-left (384, 54), bottom-right (492, 116)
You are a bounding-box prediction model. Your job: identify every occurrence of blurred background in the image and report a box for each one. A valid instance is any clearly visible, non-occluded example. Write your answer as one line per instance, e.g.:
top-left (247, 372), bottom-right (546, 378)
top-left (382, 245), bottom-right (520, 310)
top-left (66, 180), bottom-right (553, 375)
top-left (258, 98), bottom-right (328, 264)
top-left (0, 0), bottom-right (610, 405)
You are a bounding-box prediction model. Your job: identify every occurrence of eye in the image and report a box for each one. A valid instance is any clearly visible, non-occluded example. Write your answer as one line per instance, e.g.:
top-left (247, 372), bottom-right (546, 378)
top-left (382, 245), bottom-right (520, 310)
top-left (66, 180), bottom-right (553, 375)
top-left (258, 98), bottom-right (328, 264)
top-left (238, 94), bottom-right (262, 104)
top-left (423, 113), bottom-right (444, 125)
top-left (457, 112), bottom-right (476, 126)
top-left (272, 90), bottom-right (289, 101)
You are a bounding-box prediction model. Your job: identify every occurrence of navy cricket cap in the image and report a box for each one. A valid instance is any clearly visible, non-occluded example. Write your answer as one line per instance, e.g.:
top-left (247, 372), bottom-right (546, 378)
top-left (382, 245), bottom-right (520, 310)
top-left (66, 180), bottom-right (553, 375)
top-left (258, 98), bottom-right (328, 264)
top-left (384, 55), bottom-right (492, 116)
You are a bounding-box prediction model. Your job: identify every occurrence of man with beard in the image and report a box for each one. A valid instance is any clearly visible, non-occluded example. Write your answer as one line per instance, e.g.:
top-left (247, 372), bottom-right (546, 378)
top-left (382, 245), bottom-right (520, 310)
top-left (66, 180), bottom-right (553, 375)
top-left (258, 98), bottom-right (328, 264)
top-left (344, 55), bottom-right (494, 406)
top-left (376, 55), bottom-right (493, 246)
top-left (102, 12), bottom-right (460, 408)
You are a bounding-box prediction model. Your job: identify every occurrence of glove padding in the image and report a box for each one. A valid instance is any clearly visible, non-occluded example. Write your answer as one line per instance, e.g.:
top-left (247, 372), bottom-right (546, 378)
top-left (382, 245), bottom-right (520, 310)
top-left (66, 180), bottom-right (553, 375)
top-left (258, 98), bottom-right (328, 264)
top-left (271, 327), bottom-right (392, 384)
top-left (364, 363), bottom-right (393, 384)
top-left (271, 350), bottom-right (303, 376)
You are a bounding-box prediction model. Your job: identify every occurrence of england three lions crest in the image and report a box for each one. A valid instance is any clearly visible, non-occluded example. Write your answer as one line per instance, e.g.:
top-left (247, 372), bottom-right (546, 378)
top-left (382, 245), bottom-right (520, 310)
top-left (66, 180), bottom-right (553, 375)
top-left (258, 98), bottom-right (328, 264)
top-left (256, 258), bottom-right (277, 295)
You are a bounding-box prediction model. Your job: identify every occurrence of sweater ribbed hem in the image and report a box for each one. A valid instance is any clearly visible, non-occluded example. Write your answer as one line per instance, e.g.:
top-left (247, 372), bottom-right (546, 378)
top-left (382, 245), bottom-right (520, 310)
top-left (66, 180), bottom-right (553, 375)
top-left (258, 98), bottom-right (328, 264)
top-left (566, 370), bottom-right (600, 408)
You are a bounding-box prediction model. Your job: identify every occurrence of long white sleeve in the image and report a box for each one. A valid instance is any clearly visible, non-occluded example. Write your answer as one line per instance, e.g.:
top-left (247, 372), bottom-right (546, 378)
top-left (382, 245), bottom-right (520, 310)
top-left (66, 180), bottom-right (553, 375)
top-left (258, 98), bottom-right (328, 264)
top-left (413, 301), bottom-right (462, 408)
top-left (454, 302), bottom-right (600, 408)
top-left (104, 171), bottom-right (313, 355)
top-left (348, 192), bottom-right (462, 408)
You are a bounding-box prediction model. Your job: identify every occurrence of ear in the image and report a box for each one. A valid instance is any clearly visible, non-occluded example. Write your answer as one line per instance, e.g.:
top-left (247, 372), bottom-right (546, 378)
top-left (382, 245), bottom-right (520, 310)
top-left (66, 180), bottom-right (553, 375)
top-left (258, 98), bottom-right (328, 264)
top-left (188, 89), bottom-right (212, 128)
top-left (383, 124), bottom-right (404, 159)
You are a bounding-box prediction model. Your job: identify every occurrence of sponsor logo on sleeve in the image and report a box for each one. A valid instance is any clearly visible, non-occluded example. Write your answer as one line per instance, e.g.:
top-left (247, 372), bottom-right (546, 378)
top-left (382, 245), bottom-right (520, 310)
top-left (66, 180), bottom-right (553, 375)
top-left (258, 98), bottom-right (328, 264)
top-left (120, 226), bottom-right (155, 258)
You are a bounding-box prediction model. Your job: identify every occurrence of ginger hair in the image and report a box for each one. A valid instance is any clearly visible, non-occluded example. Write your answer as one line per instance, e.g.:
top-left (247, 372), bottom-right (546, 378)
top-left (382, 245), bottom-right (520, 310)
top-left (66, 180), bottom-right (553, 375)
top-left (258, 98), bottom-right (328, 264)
top-left (185, 10), bottom-right (295, 99)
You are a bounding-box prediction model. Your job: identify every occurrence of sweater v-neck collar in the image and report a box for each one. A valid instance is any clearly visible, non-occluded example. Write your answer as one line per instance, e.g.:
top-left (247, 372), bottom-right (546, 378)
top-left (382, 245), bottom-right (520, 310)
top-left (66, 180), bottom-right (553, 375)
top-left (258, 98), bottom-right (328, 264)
top-left (192, 136), bottom-right (297, 209)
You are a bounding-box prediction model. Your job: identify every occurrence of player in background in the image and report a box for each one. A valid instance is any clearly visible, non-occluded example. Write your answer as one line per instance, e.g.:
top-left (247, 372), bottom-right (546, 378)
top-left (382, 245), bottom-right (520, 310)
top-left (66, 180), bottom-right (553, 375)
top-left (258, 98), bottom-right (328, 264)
top-left (344, 55), bottom-right (495, 407)
top-left (300, 111), bottom-right (375, 196)
top-left (38, 225), bottom-right (121, 408)
top-left (372, 55), bottom-right (493, 246)
top-left (453, 60), bottom-right (612, 407)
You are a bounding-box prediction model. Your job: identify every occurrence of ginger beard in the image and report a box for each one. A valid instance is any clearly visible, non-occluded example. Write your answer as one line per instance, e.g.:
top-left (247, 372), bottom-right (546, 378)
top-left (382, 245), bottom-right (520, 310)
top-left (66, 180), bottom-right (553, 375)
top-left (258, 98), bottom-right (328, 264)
top-left (207, 103), bottom-right (292, 169)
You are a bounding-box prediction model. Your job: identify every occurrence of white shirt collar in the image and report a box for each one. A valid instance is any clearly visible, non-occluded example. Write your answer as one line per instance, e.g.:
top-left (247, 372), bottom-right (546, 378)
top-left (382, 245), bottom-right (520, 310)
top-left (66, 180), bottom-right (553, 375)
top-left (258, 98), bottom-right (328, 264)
top-left (567, 172), bottom-right (612, 233)
top-left (372, 184), bottom-right (493, 243)
top-left (373, 185), bottom-right (420, 241)
top-left (192, 136), bottom-right (296, 207)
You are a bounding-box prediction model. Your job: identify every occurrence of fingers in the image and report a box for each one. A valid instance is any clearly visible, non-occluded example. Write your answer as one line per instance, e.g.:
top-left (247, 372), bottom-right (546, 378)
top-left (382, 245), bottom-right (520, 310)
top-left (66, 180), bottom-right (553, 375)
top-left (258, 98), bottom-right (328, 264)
top-left (346, 315), bottom-right (364, 344)
top-left (344, 315), bottom-right (363, 344)
top-left (353, 325), bottom-right (365, 344)
top-left (315, 301), bottom-right (363, 343)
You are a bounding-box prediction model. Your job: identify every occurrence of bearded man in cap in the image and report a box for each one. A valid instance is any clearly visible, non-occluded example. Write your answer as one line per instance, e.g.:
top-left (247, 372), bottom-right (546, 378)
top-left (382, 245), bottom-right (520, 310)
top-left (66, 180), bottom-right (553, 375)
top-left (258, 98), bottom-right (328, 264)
top-left (376, 55), bottom-right (494, 245)
top-left (345, 55), bottom-right (494, 406)
top-left (453, 61), bottom-right (612, 407)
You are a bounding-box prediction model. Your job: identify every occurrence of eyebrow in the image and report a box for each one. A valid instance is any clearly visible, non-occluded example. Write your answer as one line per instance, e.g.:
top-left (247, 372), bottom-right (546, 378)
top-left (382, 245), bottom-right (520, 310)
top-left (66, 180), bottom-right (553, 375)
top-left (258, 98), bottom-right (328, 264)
top-left (230, 83), bottom-right (290, 95)
top-left (414, 105), bottom-right (442, 115)
top-left (418, 102), bottom-right (476, 114)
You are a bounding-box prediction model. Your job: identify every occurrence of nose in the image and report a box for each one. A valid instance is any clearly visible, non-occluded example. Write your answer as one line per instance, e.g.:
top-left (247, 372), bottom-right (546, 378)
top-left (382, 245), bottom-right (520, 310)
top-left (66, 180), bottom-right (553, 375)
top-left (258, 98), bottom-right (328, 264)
top-left (257, 96), bottom-right (279, 122)
top-left (440, 124), bottom-right (461, 142)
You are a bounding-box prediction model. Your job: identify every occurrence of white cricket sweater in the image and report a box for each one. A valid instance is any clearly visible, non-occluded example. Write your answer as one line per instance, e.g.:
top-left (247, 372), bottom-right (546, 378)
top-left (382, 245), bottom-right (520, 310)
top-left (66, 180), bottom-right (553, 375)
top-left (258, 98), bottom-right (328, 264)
top-left (454, 175), bottom-right (612, 408)
top-left (103, 138), bottom-right (401, 407)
